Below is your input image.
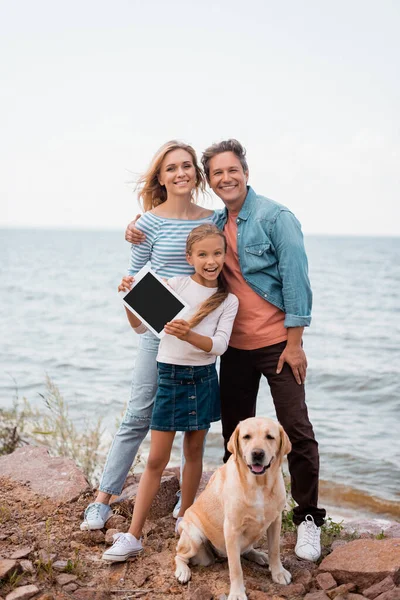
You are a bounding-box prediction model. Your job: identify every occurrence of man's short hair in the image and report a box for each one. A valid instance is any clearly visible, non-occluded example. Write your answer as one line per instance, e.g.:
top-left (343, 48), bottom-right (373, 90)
top-left (201, 139), bottom-right (249, 181)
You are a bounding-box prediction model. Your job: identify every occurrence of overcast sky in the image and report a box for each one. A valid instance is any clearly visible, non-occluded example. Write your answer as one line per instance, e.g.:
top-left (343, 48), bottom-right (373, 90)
top-left (1, 0), bottom-right (399, 235)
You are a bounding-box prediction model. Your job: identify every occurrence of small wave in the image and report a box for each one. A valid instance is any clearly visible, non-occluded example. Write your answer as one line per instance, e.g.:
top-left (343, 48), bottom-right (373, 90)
top-left (319, 479), bottom-right (400, 519)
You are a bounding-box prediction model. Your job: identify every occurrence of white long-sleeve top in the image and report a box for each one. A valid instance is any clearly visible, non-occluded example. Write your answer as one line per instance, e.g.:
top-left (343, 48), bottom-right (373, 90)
top-left (135, 275), bottom-right (239, 366)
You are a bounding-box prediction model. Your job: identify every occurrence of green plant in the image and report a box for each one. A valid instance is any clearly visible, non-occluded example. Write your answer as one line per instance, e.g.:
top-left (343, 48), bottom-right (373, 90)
top-left (65, 549), bottom-right (83, 575)
top-left (0, 379), bottom-right (29, 455)
top-left (281, 486), bottom-right (296, 533)
top-left (0, 504), bottom-right (11, 524)
top-left (0, 569), bottom-right (24, 593)
top-left (321, 516), bottom-right (344, 546)
top-left (35, 518), bottom-right (55, 582)
top-left (1, 377), bottom-right (104, 485)
top-left (376, 530), bottom-right (386, 539)
top-left (30, 376), bottom-right (103, 483)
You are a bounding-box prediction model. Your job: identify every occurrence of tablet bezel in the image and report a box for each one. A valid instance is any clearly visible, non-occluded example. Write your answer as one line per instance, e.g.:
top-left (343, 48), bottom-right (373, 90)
top-left (119, 265), bottom-right (190, 339)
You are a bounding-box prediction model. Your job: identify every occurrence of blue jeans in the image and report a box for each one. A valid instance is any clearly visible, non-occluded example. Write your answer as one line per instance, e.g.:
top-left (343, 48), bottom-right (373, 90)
top-left (99, 330), bottom-right (160, 495)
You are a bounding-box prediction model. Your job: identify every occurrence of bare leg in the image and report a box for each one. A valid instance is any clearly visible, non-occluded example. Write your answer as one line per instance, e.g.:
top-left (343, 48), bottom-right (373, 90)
top-left (95, 491), bottom-right (112, 504)
top-left (129, 430), bottom-right (175, 539)
top-left (178, 429), bottom-right (208, 517)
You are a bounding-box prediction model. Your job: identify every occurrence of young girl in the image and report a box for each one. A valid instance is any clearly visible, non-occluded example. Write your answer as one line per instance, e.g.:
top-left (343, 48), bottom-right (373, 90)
top-left (102, 224), bottom-right (238, 562)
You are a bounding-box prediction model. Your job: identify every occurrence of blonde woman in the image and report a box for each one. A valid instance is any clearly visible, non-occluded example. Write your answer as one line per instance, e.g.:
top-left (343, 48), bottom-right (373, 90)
top-left (80, 142), bottom-right (218, 532)
top-left (102, 224), bottom-right (238, 562)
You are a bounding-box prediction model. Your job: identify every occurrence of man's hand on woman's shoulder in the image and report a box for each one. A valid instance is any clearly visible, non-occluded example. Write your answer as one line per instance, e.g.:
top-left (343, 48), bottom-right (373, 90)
top-left (125, 214), bottom-right (145, 244)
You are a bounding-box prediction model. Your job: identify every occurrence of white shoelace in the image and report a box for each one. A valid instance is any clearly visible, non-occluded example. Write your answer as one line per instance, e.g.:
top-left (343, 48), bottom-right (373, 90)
top-left (111, 533), bottom-right (130, 547)
top-left (85, 503), bottom-right (101, 519)
top-left (301, 516), bottom-right (320, 546)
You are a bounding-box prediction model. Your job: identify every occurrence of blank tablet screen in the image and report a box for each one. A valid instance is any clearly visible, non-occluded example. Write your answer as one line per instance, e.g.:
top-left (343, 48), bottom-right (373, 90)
top-left (123, 272), bottom-right (186, 334)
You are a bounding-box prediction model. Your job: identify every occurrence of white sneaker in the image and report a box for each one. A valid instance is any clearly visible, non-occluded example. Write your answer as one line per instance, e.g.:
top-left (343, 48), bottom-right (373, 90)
top-left (295, 514), bottom-right (321, 561)
top-left (80, 502), bottom-right (113, 531)
top-left (172, 492), bottom-right (182, 519)
top-left (102, 532), bottom-right (143, 562)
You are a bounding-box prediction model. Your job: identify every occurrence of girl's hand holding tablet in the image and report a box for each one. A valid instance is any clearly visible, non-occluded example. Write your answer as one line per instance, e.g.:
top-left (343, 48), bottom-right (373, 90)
top-left (164, 319), bottom-right (191, 340)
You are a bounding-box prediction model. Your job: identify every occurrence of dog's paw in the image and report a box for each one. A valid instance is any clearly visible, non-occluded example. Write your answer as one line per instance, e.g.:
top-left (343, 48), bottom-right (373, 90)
top-left (243, 548), bottom-right (269, 566)
top-left (174, 560), bottom-right (191, 584)
top-left (227, 593), bottom-right (247, 600)
top-left (271, 566), bottom-right (292, 585)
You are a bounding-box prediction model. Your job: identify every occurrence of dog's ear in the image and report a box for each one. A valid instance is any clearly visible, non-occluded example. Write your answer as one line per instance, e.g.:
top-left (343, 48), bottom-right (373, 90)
top-left (278, 424), bottom-right (292, 462)
top-left (227, 424), bottom-right (240, 460)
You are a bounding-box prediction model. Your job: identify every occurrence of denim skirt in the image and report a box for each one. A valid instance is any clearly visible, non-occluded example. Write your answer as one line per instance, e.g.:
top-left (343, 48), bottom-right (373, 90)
top-left (151, 362), bottom-right (220, 432)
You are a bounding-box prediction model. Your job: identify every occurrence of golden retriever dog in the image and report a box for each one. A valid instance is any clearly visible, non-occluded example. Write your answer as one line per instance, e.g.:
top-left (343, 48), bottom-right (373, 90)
top-left (174, 417), bottom-right (292, 600)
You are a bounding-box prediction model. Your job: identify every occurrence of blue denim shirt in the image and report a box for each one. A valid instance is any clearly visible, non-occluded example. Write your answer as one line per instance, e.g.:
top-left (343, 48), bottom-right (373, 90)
top-left (215, 187), bottom-right (312, 328)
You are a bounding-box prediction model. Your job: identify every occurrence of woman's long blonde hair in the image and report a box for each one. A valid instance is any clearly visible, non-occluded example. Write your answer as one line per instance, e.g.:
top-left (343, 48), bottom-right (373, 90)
top-left (186, 224), bottom-right (229, 329)
top-left (137, 141), bottom-right (206, 212)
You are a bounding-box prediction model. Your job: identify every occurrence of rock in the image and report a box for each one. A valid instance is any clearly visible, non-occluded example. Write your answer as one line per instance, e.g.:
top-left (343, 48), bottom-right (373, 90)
top-left (0, 559), bottom-right (19, 579)
top-left (304, 592), bottom-right (330, 600)
top-left (19, 560), bottom-right (35, 574)
top-left (108, 562), bottom-right (127, 586)
top-left (52, 560), bottom-right (69, 572)
top-left (326, 583), bottom-right (356, 598)
top-left (37, 550), bottom-right (57, 563)
top-left (111, 473), bottom-right (179, 519)
top-left (343, 520), bottom-right (397, 538)
top-left (56, 573), bottom-right (78, 585)
top-left (72, 591), bottom-right (110, 600)
top-left (71, 530), bottom-right (105, 545)
top-left (374, 590), bottom-right (400, 600)
top-left (0, 446), bottom-right (90, 502)
top-left (331, 540), bottom-right (348, 550)
top-left (283, 553), bottom-right (318, 574)
top-left (248, 592), bottom-right (272, 600)
top-left (294, 569), bottom-right (313, 588)
top-left (316, 573), bottom-right (337, 590)
top-left (105, 529), bottom-right (119, 544)
top-left (64, 584), bottom-right (78, 592)
top-left (10, 547), bottom-right (34, 559)
top-left (189, 586), bottom-right (213, 600)
top-left (278, 583), bottom-right (306, 597)
top-left (319, 539), bottom-right (400, 588)
top-left (336, 595), bottom-right (366, 600)
top-left (5, 585), bottom-right (39, 600)
top-left (131, 568), bottom-right (151, 588)
top-left (364, 577), bottom-right (395, 599)
top-left (385, 524), bottom-right (400, 539)
top-left (104, 515), bottom-right (128, 531)
top-left (35, 594), bottom-right (54, 600)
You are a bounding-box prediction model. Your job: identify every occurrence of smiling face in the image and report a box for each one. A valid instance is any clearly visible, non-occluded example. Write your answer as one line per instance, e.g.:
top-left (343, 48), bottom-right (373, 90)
top-left (158, 148), bottom-right (197, 200)
top-left (208, 151), bottom-right (249, 212)
top-left (228, 417), bottom-right (291, 476)
top-left (187, 234), bottom-right (226, 287)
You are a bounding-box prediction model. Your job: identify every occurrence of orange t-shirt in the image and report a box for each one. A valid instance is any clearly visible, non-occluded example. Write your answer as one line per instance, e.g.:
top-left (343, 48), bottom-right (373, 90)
top-left (223, 211), bottom-right (287, 350)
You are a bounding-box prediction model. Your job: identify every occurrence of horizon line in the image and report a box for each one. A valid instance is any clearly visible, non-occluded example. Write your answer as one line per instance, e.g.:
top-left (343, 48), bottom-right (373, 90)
top-left (0, 224), bottom-right (399, 239)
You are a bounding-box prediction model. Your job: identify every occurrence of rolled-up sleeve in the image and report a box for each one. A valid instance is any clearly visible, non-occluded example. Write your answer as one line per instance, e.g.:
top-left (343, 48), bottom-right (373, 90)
top-left (270, 211), bottom-right (312, 328)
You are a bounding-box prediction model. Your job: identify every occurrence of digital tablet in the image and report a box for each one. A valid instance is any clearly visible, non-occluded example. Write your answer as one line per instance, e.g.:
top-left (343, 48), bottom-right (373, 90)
top-left (119, 265), bottom-right (190, 338)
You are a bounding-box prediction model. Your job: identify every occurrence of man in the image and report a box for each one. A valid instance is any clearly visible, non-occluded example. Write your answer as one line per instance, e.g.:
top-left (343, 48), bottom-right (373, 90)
top-left (126, 139), bottom-right (326, 561)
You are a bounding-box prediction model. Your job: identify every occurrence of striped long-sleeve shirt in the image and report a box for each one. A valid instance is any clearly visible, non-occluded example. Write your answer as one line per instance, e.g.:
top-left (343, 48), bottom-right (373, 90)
top-left (128, 211), bottom-right (219, 278)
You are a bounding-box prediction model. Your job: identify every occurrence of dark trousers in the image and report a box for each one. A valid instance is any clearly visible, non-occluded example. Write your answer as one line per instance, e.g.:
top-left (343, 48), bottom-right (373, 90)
top-left (220, 341), bottom-right (326, 526)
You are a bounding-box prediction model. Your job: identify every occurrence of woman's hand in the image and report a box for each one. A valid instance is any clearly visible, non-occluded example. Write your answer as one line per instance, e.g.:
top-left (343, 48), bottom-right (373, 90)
top-left (118, 276), bottom-right (135, 293)
top-left (125, 214), bottom-right (146, 244)
top-left (164, 319), bottom-right (191, 340)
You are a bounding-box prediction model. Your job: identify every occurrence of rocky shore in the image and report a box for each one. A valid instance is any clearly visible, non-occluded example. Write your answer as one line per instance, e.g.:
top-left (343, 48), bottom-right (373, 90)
top-left (0, 446), bottom-right (399, 600)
